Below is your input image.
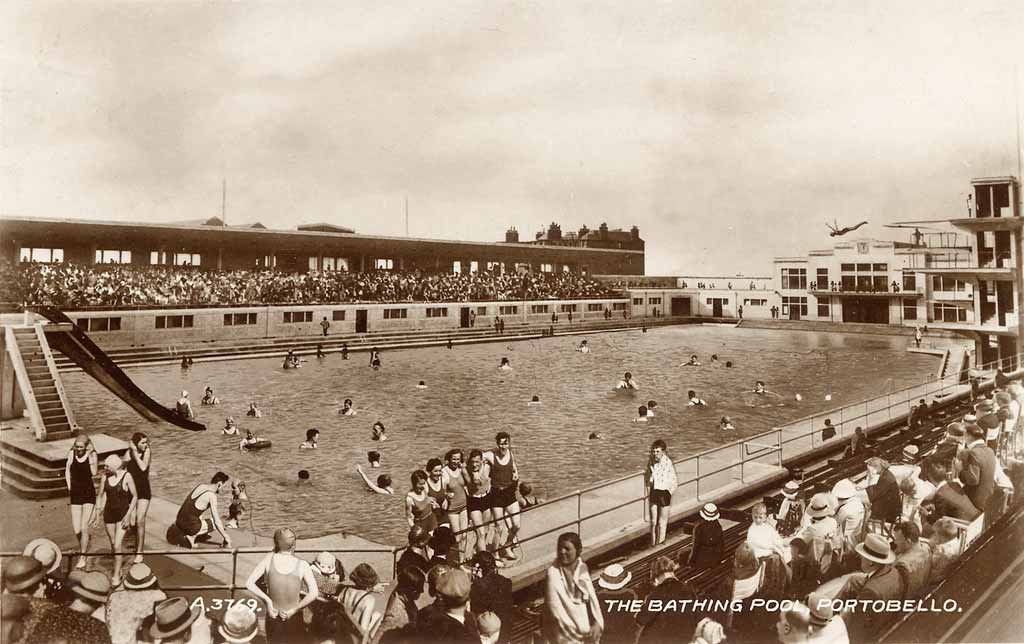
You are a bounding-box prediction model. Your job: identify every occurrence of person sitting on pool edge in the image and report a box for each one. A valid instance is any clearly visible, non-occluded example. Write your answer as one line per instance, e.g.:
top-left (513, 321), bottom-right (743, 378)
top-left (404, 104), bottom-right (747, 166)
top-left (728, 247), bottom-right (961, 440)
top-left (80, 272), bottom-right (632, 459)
top-left (171, 471), bottom-right (232, 550)
top-left (246, 401), bottom-right (262, 418)
top-left (239, 430), bottom-right (261, 451)
top-left (339, 399), bottom-right (357, 416)
top-left (176, 391), bottom-right (195, 420)
top-left (633, 406), bottom-right (650, 423)
top-left (201, 387), bottom-right (219, 405)
top-left (222, 417), bottom-right (239, 436)
top-left (372, 421), bottom-right (387, 441)
top-left (301, 429), bottom-right (319, 449)
top-left (356, 465), bottom-right (394, 495)
top-left (687, 390), bottom-right (707, 406)
top-left (616, 372), bottom-right (639, 390)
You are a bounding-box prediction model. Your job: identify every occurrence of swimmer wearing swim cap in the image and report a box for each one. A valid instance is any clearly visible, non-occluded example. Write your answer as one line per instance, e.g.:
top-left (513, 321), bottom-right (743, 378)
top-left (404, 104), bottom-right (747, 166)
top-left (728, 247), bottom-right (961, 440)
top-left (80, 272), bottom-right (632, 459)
top-left (416, 381), bottom-right (427, 389)
top-left (528, 395), bottom-right (542, 406)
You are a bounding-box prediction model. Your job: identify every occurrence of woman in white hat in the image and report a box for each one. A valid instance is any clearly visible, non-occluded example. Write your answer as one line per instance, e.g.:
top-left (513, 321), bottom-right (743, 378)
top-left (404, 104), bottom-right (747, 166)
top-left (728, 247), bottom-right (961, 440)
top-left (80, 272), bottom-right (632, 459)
top-left (93, 453), bottom-right (137, 587)
top-left (593, 563), bottom-right (636, 644)
top-left (802, 493), bottom-right (838, 544)
top-left (176, 390), bottom-right (195, 420)
top-left (688, 503), bottom-right (723, 571)
top-left (832, 479), bottom-right (865, 556)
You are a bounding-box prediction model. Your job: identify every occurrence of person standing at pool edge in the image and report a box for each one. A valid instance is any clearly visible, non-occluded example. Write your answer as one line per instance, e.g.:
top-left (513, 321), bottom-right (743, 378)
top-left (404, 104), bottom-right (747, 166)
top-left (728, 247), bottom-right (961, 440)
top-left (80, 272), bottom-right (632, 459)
top-left (645, 439), bottom-right (677, 546)
top-left (126, 433), bottom-right (153, 563)
top-left (94, 454), bottom-right (138, 586)
top-left (66, 436), bottom-right (98, 569)
top-left (484, 432), bottom-right (522, 561)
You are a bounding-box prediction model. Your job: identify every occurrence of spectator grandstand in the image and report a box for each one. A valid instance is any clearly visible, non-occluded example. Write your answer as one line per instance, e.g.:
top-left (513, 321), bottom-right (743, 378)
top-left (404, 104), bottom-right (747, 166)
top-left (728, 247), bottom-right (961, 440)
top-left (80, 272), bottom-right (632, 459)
top-left (0, 261), bottom-right (618, 308)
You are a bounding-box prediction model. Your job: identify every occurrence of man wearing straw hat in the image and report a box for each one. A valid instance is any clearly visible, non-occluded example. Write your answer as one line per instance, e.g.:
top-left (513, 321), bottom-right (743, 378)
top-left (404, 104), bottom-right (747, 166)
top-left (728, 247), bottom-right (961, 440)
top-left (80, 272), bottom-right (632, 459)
top-left (839, 534), bottom-right (904, 643)
top-left (594, 563), bottom-right (637, 644)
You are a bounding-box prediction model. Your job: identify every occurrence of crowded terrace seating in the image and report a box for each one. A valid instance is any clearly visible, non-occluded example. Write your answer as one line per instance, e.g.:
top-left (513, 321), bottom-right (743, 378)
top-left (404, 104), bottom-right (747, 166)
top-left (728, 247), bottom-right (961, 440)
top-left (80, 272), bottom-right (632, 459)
top-left (0, 261), bottom-right (618, 308)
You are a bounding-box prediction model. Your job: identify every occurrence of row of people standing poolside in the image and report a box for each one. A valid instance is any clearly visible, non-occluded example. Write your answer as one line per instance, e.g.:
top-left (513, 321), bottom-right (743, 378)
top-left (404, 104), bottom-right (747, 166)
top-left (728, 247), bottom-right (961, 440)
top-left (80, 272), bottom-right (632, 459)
top-left (64, 433), bottom-right (153, 585)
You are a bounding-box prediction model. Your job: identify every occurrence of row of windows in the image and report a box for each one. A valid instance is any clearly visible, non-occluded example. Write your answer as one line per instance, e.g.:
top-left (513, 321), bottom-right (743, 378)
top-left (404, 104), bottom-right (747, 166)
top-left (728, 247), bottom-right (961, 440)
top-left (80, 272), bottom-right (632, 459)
top-left (743, 299), bottom-right (768, 306)
top-left (932, 303), bottom-right (968, 322)
top-left (383, 309), bottom-right (408, 319)
top-left (840, 263), bottom-right (888, 272)
top-left (781, 268), bottom-right (807, 290)
top-left (224, 313), bottom-right (258, 326)
top-left (156, 315), bottom-right (194, 329)
top-left (76, 317), bottom-right (121, 332)
top-left (426, 307), bottom-right (448, 318)
top-left (283, 311), bottom-right (313, 324)
top-left (931, 276), bottom-right (968, 292)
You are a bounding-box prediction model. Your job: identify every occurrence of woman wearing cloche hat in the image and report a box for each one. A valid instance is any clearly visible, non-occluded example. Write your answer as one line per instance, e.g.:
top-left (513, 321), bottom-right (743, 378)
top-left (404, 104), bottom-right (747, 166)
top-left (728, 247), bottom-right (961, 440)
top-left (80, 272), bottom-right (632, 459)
top-left (594, 563), bottom-right (637, 644)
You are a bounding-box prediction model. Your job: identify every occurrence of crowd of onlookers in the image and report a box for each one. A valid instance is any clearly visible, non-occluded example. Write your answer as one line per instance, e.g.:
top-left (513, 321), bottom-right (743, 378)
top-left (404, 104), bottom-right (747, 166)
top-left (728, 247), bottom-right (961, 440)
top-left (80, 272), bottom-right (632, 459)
top-left (0, 260), bottom-right (618, 308)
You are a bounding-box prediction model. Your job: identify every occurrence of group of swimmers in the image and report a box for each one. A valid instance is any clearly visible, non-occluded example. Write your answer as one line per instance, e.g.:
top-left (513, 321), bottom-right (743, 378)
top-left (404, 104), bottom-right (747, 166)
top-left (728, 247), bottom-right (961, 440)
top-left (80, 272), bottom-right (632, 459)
top-left (354, 432), bottom-right (539, 564)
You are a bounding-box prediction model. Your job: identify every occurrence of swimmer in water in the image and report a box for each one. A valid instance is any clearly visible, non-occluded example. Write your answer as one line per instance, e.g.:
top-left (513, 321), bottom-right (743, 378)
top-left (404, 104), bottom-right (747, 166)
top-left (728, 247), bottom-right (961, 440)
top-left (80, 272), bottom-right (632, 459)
top-left (711, 354), bottom-right (719, 362)
top-left (576, 340), bottom-right (591, 353)
top-left (633, 406), bottom-right (650, 423)
top-left (720, 416), bottom-right (736, 431)
top-left (687, 390), bottom-right (707, 406)
top-left (725, 361), bottom-right (733, 368)
top-left (367, 451), bottom-right (381, 468)
top-left (528, 395), bottom-right (542, 406)
top-left (339, 399), bottom-right (356, 416)
top-left (222, 417), bottom-right (239, 436)
top-left (754, 381), bottom-right (767, 395)
top-left (499, 357), bottom-right (512, 371)
top-left (372, 421), bottom-right (387, 441)
top-left (246, 401), bottom-right (262, 418)
top-left (679, 355), bottom-right (701, 367)
top-left (616, 372), bottom-right (639, 390)
top-left (646, 401), bottom-right (657, 417)
top-left (176, 391), bottom-right (195, 420)
top-left (298, 470), bottom-right (310, 483)
top-left (239, 430), bottom-right (260, 451)
top-left (356, 465), bottom-right (393, 495)
top-left (301, 429), bottom-right (319, 449)
top-left (201, 387), bottom-right (219, 406)
top-left (588, 432), bottom-right (603, 440)
top-left (416, 380), bottom-right (427, 389)
top-left (369, 348), bottom-right (382, 369)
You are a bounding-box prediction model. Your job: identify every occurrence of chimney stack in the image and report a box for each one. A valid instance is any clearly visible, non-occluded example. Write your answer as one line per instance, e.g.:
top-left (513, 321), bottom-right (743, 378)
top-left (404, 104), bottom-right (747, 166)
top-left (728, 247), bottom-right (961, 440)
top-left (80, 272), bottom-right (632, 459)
top-left (505, 226), bottom-right (519, 243)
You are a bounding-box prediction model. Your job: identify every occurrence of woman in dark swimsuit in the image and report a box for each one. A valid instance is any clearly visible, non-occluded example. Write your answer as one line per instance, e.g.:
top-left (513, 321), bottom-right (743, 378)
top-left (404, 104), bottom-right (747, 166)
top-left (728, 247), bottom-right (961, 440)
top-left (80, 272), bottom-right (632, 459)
top-left (95, 455), bottom-right (137, 586)
top-left (126, 433), bottom-right (152, 563)
top-left (65, 437), bottom-right (98, 569)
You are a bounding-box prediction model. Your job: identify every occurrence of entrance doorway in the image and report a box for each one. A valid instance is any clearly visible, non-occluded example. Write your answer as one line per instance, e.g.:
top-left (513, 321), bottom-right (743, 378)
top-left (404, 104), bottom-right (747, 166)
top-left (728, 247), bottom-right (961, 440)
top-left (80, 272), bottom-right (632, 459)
top-left (460, 307), bottom-right (471, 328)
top-left (355, 309), bottom-right (368, 333)
top-left (671, 297), bottom-right (691, 316)
top-left (711, 299), bottom-right (724, 317)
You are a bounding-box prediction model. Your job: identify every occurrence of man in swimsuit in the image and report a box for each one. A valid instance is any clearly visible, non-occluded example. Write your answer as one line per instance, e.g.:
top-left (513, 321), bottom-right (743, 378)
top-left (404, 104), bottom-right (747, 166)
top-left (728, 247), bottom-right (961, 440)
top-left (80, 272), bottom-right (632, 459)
top-left (484, 432), bottom-right (521, 561)
top-left (173, 471), bottom-right (232, 549)
top-left (245, 527), bottom-right (319, 642)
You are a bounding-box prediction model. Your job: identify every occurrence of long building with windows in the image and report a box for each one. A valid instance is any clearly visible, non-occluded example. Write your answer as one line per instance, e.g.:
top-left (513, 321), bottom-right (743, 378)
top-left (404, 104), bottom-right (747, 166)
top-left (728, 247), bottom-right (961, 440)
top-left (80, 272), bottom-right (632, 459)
top-left (0, 216), bottom-right (645, 276)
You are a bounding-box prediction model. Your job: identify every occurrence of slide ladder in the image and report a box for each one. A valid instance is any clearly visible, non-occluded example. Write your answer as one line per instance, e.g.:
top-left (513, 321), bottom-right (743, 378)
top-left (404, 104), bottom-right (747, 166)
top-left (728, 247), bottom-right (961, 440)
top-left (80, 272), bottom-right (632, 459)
top-left (4, 325), bottom-right (78, 441)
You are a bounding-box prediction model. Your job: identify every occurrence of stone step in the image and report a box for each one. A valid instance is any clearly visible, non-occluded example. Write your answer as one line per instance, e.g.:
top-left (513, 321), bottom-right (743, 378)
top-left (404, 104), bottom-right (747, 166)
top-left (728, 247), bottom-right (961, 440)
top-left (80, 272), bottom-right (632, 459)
top-left (1, 460), bottom-right (69, 492)
top-left (43, 429), bottom-right (77, 442)
top-left (0, 449), bottom-right (66, 480)
top-left (0, 477), bottom-right (69, 500)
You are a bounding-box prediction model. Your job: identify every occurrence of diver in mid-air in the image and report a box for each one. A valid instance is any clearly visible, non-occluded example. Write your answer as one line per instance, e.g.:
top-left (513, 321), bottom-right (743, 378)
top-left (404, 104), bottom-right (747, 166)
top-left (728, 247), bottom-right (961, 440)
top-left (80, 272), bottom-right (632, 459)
top-left (826, 220), bottom-right (868, 237)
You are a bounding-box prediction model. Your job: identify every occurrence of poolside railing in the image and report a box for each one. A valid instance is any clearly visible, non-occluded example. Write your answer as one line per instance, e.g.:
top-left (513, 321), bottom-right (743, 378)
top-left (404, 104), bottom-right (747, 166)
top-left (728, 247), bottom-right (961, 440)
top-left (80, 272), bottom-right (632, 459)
top-left (3, 352), bottom-right (1019, 595)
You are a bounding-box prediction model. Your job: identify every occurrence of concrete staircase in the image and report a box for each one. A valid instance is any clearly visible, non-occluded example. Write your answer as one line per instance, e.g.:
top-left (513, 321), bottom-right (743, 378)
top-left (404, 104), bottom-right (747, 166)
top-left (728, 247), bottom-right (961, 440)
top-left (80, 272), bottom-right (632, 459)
top-left (6, 326), bottom-right (77, 440)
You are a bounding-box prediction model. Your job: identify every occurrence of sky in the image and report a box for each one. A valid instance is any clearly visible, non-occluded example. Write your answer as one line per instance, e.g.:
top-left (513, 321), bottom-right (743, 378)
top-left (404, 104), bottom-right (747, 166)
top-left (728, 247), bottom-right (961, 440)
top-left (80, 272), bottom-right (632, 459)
top-left (2, 1), bottom-right (1022, 276)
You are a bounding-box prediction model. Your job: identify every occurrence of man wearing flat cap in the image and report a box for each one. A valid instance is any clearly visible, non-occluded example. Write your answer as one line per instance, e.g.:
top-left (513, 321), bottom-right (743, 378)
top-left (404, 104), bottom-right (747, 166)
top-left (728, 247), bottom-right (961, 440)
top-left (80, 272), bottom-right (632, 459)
top-left (417, 567), bottom-right (477, 643)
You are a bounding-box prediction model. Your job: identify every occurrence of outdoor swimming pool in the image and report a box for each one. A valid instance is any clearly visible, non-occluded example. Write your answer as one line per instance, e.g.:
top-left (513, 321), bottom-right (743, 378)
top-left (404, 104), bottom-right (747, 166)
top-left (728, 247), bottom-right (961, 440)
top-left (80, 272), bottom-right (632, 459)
top-left (63, 325), bottom-right (937, 544)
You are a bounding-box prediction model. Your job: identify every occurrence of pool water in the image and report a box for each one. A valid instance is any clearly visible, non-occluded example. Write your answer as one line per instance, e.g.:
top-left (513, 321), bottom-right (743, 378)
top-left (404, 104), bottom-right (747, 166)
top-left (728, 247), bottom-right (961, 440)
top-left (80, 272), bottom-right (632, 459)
top-left (63, 326), bottom-right (937, 544)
